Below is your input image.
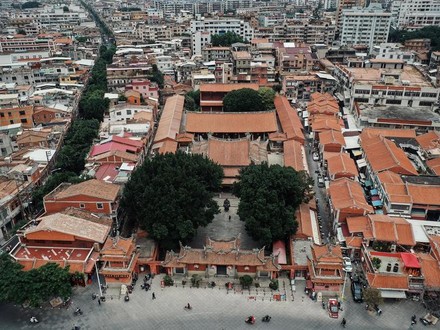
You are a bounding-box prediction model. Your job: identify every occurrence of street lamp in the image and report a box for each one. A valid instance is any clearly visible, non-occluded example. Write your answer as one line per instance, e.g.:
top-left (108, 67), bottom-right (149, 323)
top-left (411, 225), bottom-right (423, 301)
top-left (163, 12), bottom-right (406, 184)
top-left (91, 258), bottom-right (103, 297)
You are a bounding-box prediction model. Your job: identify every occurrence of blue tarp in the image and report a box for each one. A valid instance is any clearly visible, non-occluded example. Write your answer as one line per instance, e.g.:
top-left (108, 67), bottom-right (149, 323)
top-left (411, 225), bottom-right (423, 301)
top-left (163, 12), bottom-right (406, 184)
top-left (370, 189), bottom-right (378, 195)
top-left (372, 200), bottom-right (383, 207)
top-left (365, 180), bottom-right (373, 187)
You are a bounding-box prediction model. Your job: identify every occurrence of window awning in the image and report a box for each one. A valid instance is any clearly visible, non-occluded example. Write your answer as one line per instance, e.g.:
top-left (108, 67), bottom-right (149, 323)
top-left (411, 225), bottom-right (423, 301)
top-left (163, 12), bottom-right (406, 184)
top-left (351, 149), bottom-right (362, 157)
top-left (380, 290), bottom-right (407, 299)
top-left (357, 159), bottom-right (367, 168)
top-left (372, 200), bottom-right (383, 207)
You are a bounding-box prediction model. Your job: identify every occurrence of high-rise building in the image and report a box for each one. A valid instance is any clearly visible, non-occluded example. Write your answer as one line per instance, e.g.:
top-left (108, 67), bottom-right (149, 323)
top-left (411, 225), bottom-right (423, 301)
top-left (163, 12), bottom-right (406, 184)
top-left (392, 0), bottom-right (440, 30)
top-left (340, 4), bottom-right (391, 52)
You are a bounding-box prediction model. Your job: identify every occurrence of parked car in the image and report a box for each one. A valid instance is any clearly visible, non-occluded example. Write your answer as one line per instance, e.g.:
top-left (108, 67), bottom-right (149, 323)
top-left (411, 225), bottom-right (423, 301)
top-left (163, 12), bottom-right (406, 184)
top-left (317, 177), bottom-right (325, 188)
top-left (351, 281), bottom-right (363, 303)
top-left (313, 152), bottom-right (320, 161)
top-left (343, 257), bottom-right (353, 272)
top-left (328, 298), bottom-right (339, 318)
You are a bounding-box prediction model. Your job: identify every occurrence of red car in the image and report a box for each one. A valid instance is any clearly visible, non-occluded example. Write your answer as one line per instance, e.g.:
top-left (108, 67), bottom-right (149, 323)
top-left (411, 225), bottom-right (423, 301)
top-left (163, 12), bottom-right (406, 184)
top-left (328, 298), bottom-right (339, 318)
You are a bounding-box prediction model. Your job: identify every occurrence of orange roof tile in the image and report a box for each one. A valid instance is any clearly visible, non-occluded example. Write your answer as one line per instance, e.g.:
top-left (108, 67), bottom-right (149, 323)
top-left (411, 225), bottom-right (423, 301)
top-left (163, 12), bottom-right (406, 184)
top-left (406, 183), bottom-right (440, 206)
top-left (154, 95), bottom-right (184, 143)
top-left (427, 158), bottom-right (440, 175)
top-left (377, 170), bottom-right (404, 185)
top-left (418, 253), bottom-right (440, 289)
top-left (329, 178), bottom-right (373, 213)
top-left (327, 153), bottom-right (358, 178)
top-left (366, 272), bottom-right (408, 290)
top-left (283, 140), bottom-right (306, 172)
top-left (416, 131), bottom-right (440, 151)
top-left (319, 130), bottom-right (345, 147)
top-left (207, 139), bottom-right (250, 166)
top-left (346, 216), bottom-right (373, 238)
top-left (361, 134), bottom-right (418, 175)
top-left (346, 236), bottom-right (363, 248)
top-left (49, 179), bottom-right (120, 202)
top-left (274, 95), bottom-right (305, 143)
top-left (185, 111), bottom-right (277, 133)
top-left (199, 83), bottom-right (259, 93)
top-left (311, 118), bottom-right (342, 132)
top-left (369, 214), bottom-right (415, 246)
top-left (295, 203), bottom-right (313, 238)
top-left (158, 140), bottom-right (178, 154)
top-left (362, 127), bottom-right (417, 139)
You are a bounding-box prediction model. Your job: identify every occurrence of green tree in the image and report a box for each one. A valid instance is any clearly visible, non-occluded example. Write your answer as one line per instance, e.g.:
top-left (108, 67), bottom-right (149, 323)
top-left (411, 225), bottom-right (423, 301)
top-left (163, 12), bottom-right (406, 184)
top-left (258, 87), bottom-right (276, 110)
top-left (149, 64), bottom-right (164, 88)
top-left (272, 84), bottom-right (282, 93)
top-left (63, 5), bottom-right (69, 12)
top-left (363, 288), bottom-right (383, 308)
top-left (0, 254), bottom-right (71, 307)
top-left (223, 88), bottom-right (265, 112)
top-left (21, 1), bottom-right (41, 9)
top-left (76, 36), bottom-right (87, 43)
top-left (239, 275), bottom-right (253, 289)
top-left (17, 29), bottom-right (26, 35)
top-left (184, 90), bottom-right (200, 111)
top-left (233, 164), bottom-right (312, 246)
top-left (389, 26), bottom-right (440, 51)
top-left (120, 152), bottom-right (223, 250)
top-left (211, 32), bottom-right (245, 46)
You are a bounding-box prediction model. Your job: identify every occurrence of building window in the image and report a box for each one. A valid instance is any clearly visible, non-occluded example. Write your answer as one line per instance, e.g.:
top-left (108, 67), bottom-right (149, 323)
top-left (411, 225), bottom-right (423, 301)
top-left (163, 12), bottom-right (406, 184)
top-left (386, 99), bottom-right (402, 105)
top-left (21, 119), bottom-right (27, 123)
top-left (0, 113), bottom-right (4, 118)
top-left (80, 203), bottom-right (85, 208)
top-left (19, 111), bottom-right (26, 116)
top-left (96, 203), bottom-right (104, 209)
top-left (419, 101), bottom-right (433, 106)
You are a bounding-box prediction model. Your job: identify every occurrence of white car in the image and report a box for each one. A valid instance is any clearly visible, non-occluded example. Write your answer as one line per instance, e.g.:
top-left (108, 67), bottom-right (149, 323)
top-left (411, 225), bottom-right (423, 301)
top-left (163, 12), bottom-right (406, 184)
top-left (343, 257), bottom-right (353, 272)
top-left (312, 153), bottom-right (320, 161)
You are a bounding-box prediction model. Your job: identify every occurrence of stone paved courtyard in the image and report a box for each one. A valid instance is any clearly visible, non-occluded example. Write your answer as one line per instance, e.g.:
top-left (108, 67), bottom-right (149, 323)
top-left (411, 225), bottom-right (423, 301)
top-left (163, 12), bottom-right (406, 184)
top-left (0, 274), bottom-right (429, 330)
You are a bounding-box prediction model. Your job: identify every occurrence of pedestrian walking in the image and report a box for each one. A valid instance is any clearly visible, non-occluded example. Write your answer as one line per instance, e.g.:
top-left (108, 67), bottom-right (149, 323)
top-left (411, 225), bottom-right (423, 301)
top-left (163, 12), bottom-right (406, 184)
top-left (228, 215), bottom-right (231, 221)
top-left (98, 299), bottom-right (101, 306)
top-left (152, 292), bottom-right (156, 300)
top-left (341, 318), bottom-right (346, 328)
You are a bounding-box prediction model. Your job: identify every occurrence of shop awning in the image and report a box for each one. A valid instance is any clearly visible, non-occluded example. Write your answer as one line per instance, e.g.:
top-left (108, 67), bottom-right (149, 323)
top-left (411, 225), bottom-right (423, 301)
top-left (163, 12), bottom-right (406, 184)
top-left (337, 227), bottom-right (346, 243)
top-left (372, 200), bottom-right (383, 207)
top-left (401, 252), bottom-right (421, 269)
top-left (352, 149), bottom-right (362, 157)
top-left (364, 180), bottom-right (373, 187)
top-left (380, 290), bottom-right (407, 299)
top-left (370, 189), bottom-right (378, 195)
top-left (372, 195), bottom-right (381, 201)
top-left (357, 159), bottom-right (367, 168)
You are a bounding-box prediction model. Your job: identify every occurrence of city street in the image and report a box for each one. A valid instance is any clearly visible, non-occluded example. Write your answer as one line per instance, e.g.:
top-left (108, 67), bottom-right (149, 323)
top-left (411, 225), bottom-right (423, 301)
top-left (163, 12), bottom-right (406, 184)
top-left (304, 136), bottom-right (333, 244)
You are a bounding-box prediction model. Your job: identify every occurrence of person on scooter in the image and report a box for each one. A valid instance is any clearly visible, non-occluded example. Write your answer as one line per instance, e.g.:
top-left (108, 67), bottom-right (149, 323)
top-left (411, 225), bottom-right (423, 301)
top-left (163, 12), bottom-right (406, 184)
top-left (30, 316), bottom-right (38, 323)
top-left (186, 303), bottom-right (191, 309)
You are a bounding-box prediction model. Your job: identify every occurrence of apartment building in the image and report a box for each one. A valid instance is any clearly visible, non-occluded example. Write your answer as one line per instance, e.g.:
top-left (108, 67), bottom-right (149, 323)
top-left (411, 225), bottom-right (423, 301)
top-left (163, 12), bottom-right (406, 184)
top-left (340, 4), bottom-right (391, 52)
top-left (373, 43), bottom-right (415, 64)
top-left (202, 47), bottom-right (231, 62)
top-left (190, 19), bottom-right (254, 55)
top-left (283, 72), bottom-right (337, 103)
top-left (392, 0), bottom-right (440, 30)
top-left (333, 61), bottom-right (440, 112)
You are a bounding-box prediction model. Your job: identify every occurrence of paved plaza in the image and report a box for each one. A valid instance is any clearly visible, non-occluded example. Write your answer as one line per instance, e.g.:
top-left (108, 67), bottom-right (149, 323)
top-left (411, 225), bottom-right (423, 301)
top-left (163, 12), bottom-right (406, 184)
top-left (0, 275), bottom-right (429, 330)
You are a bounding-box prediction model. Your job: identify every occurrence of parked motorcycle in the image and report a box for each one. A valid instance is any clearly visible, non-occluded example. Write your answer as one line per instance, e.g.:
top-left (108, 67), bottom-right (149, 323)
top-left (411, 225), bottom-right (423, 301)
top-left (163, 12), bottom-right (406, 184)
top-left (245, 316), bottom-right (255, 324)
top-left (411, 315), bottom-right (417, 325)
top-left (262, 315), bottom-right (271, 322)
top-left (30, 316), bottom-right (39, 324)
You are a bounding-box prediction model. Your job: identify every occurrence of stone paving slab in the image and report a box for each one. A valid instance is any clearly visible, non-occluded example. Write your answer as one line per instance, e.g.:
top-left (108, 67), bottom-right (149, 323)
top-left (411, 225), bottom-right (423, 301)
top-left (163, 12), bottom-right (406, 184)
top-left (0, 274), bottom-right (430, 330)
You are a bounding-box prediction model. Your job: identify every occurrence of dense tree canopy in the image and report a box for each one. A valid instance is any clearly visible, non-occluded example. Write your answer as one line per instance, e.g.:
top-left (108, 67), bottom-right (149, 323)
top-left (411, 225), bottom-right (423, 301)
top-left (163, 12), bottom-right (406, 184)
top-left (148, 64), bottom-right (164, 88)
top-left (223, 88), bottom-right (265, 112)
top-left (21, 1), bottom-right (41, 9)
top-left (211, 32), bottom-right (245, 46)
top-left (184, 90), bottom-right (200, 111)
top-left (389, 26), bottom-right (440, 51)
top-left (0, 254), bottom-right (72, 307)
top-left (258, 87), bottom-right (276, 110)
top-left (120, 152), bottom-right (223, 249)
top-left (233, 164), bottom-right (313, 247)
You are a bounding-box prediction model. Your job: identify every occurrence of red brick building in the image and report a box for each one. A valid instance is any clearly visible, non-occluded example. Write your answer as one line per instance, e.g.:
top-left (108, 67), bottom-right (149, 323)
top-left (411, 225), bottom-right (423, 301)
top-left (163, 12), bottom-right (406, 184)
top-left (43, 179), bottom-right (120, 217)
